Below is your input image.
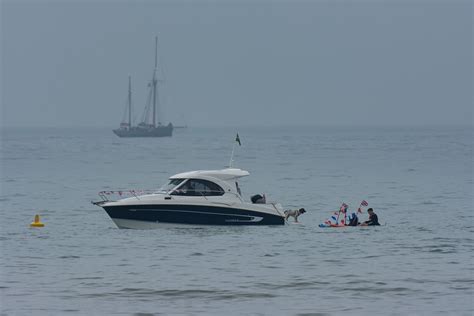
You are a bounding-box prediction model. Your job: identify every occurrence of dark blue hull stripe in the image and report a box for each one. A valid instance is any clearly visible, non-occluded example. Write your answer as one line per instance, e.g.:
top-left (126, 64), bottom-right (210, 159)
top-left (103, 204), bottom-right (285, 226)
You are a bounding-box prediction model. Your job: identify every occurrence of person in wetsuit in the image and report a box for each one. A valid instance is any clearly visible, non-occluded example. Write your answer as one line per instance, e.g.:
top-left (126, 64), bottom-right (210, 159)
top-left (361, 208), bottom-right (380, 226)
top-left (347, 213), bottom-right (359, 226)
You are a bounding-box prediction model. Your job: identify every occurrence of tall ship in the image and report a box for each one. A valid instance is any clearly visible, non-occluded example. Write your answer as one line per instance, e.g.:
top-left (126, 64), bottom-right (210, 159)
top-left (113, 37), bottom-right (173, 138)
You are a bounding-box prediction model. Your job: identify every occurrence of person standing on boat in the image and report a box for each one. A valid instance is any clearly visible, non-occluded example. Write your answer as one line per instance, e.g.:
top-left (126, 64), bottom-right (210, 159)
top-left (361, 208), bottom-right (380, 226)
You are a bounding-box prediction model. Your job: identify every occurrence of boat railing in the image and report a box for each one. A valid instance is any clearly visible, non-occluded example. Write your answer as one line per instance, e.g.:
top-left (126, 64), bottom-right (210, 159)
top-left (169, 189), bottom-right (243, 201)
top-left (226, 192), bottom-right (244, 202)
top-left (92, 189), bottom-right (245, 205)
top-left (96, 190), bottom-right (158, 203)
top-left (269, 203), bottom-right (285, 218)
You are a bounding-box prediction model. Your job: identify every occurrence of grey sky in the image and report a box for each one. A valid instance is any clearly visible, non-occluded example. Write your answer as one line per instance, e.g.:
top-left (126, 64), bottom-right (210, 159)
top-left (1, 0), bottom-right (472, 127)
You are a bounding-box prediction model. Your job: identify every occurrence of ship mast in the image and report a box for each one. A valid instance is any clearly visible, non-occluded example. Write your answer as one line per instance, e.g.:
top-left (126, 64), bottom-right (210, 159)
top-left (152, 36), bottom-right (158, 128)
top-left (128, 75), bottom-right (132, 128)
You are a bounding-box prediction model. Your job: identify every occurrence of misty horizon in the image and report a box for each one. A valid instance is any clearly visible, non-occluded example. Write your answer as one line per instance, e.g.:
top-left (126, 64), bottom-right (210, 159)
top-left (1, 1), bottom-right (472, 128)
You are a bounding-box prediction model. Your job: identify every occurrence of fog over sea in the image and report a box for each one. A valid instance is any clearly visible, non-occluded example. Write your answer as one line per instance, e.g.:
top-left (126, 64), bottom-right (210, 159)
top-left (1, 126), bottom-right (472, 315)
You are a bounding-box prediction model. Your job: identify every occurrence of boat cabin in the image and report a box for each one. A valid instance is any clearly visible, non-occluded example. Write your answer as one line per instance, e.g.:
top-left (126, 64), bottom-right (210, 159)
top-left (159, 168), bottom-right (250, 200)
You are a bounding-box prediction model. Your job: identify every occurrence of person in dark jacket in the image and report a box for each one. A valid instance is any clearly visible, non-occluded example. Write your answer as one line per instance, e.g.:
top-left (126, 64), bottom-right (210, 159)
top-left (361, 208), bottom-right (380, 226)
top-left (347, 213), bottom-right (359, 226)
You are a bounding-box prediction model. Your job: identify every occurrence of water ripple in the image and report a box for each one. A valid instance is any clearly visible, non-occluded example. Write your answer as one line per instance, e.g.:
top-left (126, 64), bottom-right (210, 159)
top-left (82, 288), bottom-right (277, 300)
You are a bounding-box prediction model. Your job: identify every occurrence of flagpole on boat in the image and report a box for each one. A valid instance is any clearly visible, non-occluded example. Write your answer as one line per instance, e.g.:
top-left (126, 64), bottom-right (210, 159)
top-left (229, 142), bottom-right (236, 168)
top-left (228, 133), bottom-right (241, 168)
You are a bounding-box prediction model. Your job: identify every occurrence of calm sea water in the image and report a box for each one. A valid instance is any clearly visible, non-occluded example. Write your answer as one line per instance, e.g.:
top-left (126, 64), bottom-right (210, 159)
top-left (1, 126), bottom-right (473, 315)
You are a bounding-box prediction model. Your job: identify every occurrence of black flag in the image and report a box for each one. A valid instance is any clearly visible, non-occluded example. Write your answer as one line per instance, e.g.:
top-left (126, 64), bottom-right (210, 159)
top-left (235, 133), bottom-right (241, 146)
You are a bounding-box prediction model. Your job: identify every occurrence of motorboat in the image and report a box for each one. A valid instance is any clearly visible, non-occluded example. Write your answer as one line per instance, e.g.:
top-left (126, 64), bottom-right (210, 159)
top-left (93, 168), bottom-right (286, 228)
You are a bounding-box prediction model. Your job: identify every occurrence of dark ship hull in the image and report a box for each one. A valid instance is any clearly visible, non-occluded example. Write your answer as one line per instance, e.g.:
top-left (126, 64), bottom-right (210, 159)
top-left (113, 124), bottom-right (173, 137)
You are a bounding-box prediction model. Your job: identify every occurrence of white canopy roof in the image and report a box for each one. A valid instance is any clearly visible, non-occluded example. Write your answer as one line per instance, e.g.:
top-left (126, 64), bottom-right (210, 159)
top-left (170, 168), bottom-right (250, 181)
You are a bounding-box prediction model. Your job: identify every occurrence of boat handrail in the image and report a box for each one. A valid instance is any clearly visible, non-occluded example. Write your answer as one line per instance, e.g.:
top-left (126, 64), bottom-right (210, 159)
top-left (97, 190), bottom-right (158, 202)
top-left (269, 203), bottom-right (285, 218)
top-left (226, 191), bottom-right (244, 202)
top-left (94, 189), bottom-right (244, 204)
top-left (169, 189), bottom-right (243, 202)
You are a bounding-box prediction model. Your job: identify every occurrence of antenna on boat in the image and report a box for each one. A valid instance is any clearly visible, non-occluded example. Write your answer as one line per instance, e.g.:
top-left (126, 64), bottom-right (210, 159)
top-left (228, 133), bottom-right (241, 168)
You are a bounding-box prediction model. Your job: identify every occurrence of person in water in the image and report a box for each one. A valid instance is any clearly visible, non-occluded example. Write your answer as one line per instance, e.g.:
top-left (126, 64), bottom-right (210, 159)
top-left (347, 212), bottom-right (359, 226)
top-left (361, 208), bottom-right (380, 226)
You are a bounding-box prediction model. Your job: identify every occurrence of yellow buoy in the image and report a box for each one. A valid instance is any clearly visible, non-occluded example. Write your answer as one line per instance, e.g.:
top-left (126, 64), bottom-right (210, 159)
top-left (30, 214), bottom-right (45, 227)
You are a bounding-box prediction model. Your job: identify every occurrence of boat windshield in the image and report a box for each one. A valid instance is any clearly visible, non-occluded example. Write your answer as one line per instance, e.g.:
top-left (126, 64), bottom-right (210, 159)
top-left (158, 179), bottom-right (185, 193)
top-left (170, 179), bottom-right (225, 196)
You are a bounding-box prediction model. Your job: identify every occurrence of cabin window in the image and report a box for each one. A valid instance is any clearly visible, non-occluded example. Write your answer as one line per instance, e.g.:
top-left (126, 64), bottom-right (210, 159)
top-left (171, 179), bottom-right (224, 196)
top-left (159, 179), bottom-right (185, 193)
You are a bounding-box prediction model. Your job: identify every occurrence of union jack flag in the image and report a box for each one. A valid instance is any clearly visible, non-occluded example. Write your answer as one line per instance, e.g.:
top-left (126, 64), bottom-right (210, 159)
top-left (361, 200), bottom-right (368, 206)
